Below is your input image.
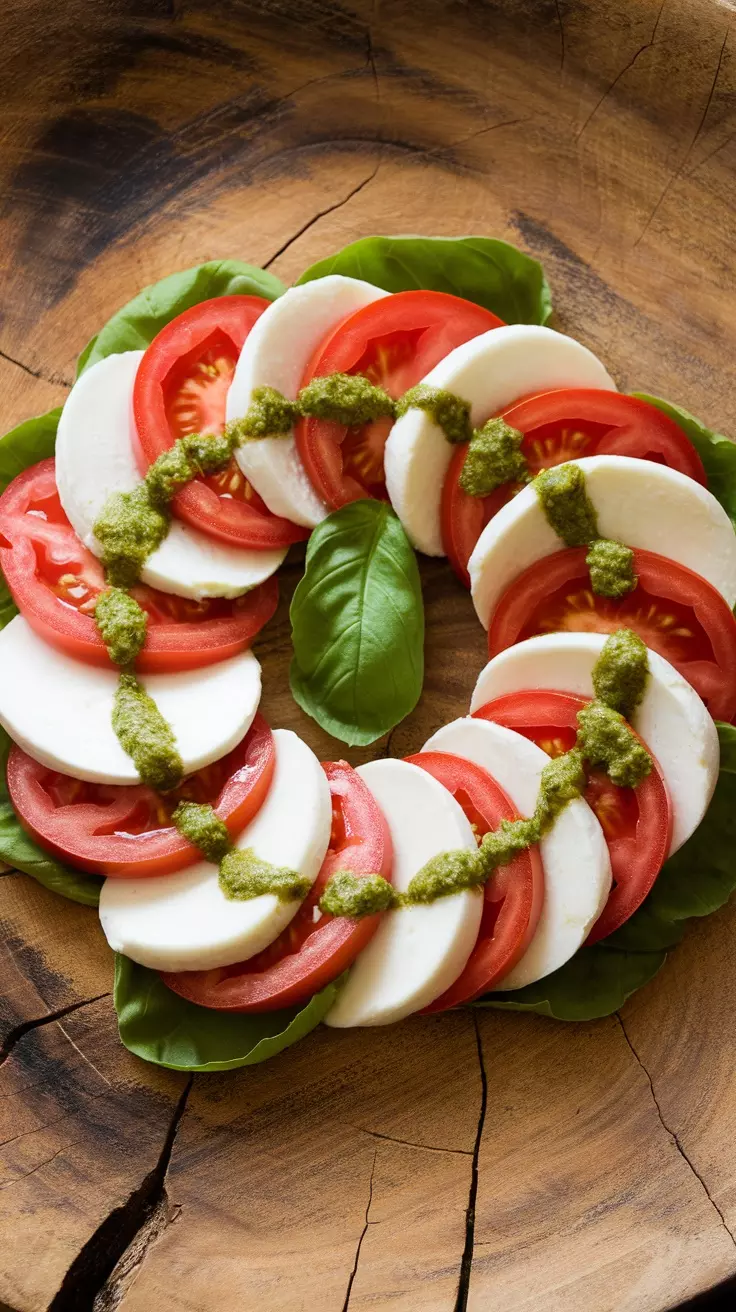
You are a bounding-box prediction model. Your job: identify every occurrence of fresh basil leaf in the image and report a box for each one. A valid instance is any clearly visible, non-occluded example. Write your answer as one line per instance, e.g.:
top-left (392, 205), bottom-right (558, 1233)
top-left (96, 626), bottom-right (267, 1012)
top-left (633, 393), bottom-right (736, 528)
top-left (114, 954), bottom-right (342, 1071)
top-left (79, 260), bottom-right (286, 374)
top-left (476, 722), bottom-right (736, 1019)
top-left (0, 407), bottom-right (61, 493)
top-left (297, 235), bottom-right (552, 325)
top-left (290, 501), bottom-right (424, 746)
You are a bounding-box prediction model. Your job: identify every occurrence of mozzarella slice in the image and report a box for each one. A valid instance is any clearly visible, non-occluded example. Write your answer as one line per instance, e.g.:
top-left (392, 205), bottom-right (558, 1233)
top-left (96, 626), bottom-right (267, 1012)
top-left (325, 759), bottom-right (482, 1027)
top-left (0, 614), bottom-right (262, 785)
top-left (384, 324), bottom-right (616, 556)
top-left (56, 352), bottom-right (285, 600)
top-left (99, 729), bottom-right (331, 971)
top-left (470, 632), bottom-right (719, 854)
top-left (470, 453), bottom-right (736, 628)
top-left (226, 276), bottom-right (390, 527)
top-left (421, 717), bottom-right (611, 991)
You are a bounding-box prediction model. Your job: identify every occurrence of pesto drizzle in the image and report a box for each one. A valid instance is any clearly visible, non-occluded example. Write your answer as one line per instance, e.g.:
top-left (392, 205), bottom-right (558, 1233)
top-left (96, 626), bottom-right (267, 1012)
top-left (534, 462), bottom-right (638, 600)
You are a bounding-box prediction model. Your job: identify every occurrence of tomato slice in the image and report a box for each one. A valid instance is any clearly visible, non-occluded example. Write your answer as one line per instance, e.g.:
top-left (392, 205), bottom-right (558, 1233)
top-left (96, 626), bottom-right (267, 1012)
top-left (133, 296), bottom-right (307, 549)
top-left (7, 714), bottom-right (275, 878)
top-left (0, 460), bottom-right (278, 672)
top-left (488, 545), bottom-right (736, 721)
top-left (295, 290), bottom-right (503, 508)
top-left (160, 759), bottom-right (393, 1012)
top-left (442, 389), bottom-right (708, 585)
top-left (473, 690), bottom-right (673, 943)
top-left (403, 749), bottom-right (544, 1007)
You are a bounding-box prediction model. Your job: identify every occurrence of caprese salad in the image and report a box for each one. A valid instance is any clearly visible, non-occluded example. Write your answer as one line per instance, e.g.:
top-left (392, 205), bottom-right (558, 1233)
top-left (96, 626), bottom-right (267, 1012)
top-left (0, 235), bottom-right (734, 1073)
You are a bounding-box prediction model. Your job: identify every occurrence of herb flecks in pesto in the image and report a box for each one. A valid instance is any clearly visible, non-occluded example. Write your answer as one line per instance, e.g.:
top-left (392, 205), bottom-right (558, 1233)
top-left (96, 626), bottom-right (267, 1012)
top-left (460, 418), bottom-right (528, 497)
top-left (405, 848), bottom-right (485, 905)
top-left (319, 869), bottom-right (396, 918)
top-left (534, 462), bottom-right (599, 547)
top-left (94, 587), bottom-right (147, 666)
top-left (576, 702), bottom-right (652, 789)
top-left (396, 383), bottom-right (473, 445)
top-left (592, 628), bottom-right (649, 720)
top-left (173, 801), bottom-right (231, 864)
top-left (228, 386), bottom-right (299, 442)
top-left (299, 373), bottom-right (396, 427)
top-left (586, 538), bottom-right (637, 599)
top-left (219, 848), bottom-right (312, 903)
top-left (112, 671), bottom-right (183, 792)
top-left (94, 485), bottom-right (170, 589)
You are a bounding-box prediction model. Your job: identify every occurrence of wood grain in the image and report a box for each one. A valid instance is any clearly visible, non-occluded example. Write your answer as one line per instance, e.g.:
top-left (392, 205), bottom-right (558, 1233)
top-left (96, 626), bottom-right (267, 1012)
top-left (1, 1), bottom-right (736, 1308)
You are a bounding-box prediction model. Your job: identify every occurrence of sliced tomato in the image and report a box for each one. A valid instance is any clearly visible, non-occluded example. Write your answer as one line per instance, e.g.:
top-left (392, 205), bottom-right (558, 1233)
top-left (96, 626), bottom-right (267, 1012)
top-left (295, 290), bottom-right (503, 508)
top-left (160, 760), bottom-right (393, 1012)
top-left (7, 714), bottom-right (275, 878)
top-left (442, 389), bottom-right (708, 585)
top-left (0, 460), bottom-right (278, 672)
top-left (133, 296), bottom-right (307, 549)
top-left (403, 749), bottom-right (544, 1007)
top-left (488, 546), bottom-right (736, 721)
top-left (473, 690), bottom-right (673, 942)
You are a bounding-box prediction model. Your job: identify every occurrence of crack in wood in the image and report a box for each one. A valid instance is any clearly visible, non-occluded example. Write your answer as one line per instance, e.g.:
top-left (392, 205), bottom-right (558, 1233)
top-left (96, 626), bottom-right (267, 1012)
top-left (47, 1074), bottom-right (193, 1312)
top-left (262, 163), bottom-right (380, 269)
top-left (455, 1012), bottom-right (487, 1312)
top-left (341, 1147), bottom-right (377, 1311)
top-left (356, 1125), bottom-right (472, 1156)
top-left (0, 346), bottom-right (72, 390)
top-left (0, 992), bottom-right (111, 1068)
top-left (616, 1013), bottom-right (736, 1247)
top-left (553, 0), bottom-right (565, 72)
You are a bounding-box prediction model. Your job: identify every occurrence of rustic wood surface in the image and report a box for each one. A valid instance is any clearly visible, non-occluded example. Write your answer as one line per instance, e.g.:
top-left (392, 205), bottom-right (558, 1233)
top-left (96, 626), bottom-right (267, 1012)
top-left (1, 1), bottom-right (736, 1308)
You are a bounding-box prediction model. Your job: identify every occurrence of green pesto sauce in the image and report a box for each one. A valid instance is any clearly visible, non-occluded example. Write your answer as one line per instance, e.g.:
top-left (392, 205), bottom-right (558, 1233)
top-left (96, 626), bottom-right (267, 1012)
top-left (228, 386), bottom-right (299, 442)
top-left (395, 383), bottom-right (472, 445)
top-left (299, 373), bottom-right (395, 427)
top-left (534, 462), bottom-right (599, 547)
top-left (172, 801), bottom-right (232, 864)
top-left (592, 628), bottom-right (649, 720)
top-left (404, 847), bottom-right (485, 905)
top-left (94, 587), bottom-right (147, 666)
top-left (112, 671), bottom-right (183, 792)
top-left (586, 538), bottom-right (637, 599)
top-left (459, 418), bottom-right (528, 498)
top-left (93, 484), bottom-right (170, 589)
top-left (319, 869), bottom-right (397, 917)
top-left (219, 848), bottom-right (312, 903)
top-left (576, 702), bottom-right (651, 789)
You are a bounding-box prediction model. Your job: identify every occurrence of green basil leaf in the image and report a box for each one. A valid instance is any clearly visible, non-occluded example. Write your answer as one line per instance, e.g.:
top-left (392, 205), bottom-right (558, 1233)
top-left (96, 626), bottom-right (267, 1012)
top-left (633, 393), bottom-right (736, 528)
top-left (297, 235), bottom-right (552, 325)
top-left (0, 407), bottom-right (61, 493)
top-left (476, 722), bottom-right (736, 1019)
top-left (114, 954), bottom-right (342, 1071)
top-left (79, 260), bottom-right (286, 374)
top-left (290, 501), bottom-right (424, 746)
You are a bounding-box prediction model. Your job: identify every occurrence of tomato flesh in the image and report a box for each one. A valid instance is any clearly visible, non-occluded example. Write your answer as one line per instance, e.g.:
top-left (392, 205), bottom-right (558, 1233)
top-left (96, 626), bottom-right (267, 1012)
top-left (160, 760), bottom-right (393, 1011)
top-left (0, 459), bottom-right (278, 671)
top-left (404, 749), bottom-right (544, 1007)
top-left (442, 388), bottom-right (708, 585)
top-left (295, 290), bottom-right (503, 508)
top-left (7, 714), bottom-right (275, 878)
top-left (472, 690), bottom-right (673, 943)
top-left (488, 545), bottom-right (736, 721)
top-left (133, 295), bottom-right (307, 549)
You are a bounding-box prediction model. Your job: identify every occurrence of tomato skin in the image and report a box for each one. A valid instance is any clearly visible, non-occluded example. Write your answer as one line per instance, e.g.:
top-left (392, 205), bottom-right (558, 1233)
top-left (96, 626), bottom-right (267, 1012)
top-left (160, 760), bottom-right (393, 1012)
top-left (133, 296), bottom-right (307, 549)
top-left (487, 545), bottom-right (736, 721)
top-left (472, 690), bottom-right (673, 943)
top-left (442, 389), bottom-right (708, 585)
top-left (7, 714), bottom-right (275, 878)
top-left (404, 749), bottom-right (544, 1008)
top-left (295, 290), bottom-right (503, 509)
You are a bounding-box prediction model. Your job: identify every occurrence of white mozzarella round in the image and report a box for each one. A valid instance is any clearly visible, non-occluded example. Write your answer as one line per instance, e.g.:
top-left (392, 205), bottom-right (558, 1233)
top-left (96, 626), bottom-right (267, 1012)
top-left (56, 352), bottom-right (285, 600)
top-left (384, 324), bottom-right (615, 556)
top-left (325, 759), bottom-right (483, 1028)
top-left (99, 729), bottom-right (332, 971)
top-left (0, 615), bottom-right (262, 785)
top-left (470, 453), bottom-right (736, 629)
top-left (421, 717), bottom-right (611, 991)
top-left (227, 276), bottom-right (390, 528)
top-left (470, 632), bottom-right (719, 854)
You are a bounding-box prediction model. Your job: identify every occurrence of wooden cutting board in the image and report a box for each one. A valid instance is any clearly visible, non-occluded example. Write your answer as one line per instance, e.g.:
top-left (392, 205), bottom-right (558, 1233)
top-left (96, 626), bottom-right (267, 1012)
top-left (2, 2), bottom-right (736, 1308)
